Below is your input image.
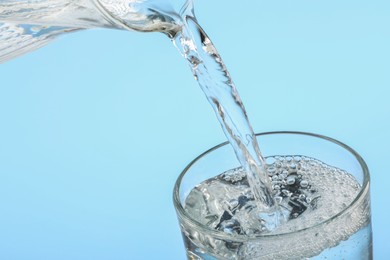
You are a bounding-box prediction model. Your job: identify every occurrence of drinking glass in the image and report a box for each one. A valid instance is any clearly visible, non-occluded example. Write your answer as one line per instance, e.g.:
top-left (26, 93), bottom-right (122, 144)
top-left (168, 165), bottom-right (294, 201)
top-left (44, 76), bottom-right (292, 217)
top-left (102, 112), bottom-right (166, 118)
top-left (173, 131), bottom-right (372, 259)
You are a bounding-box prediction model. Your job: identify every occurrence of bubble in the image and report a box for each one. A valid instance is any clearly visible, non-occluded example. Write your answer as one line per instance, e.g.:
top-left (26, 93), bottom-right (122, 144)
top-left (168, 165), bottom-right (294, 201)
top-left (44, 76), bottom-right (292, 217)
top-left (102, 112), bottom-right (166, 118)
top-left (222, 168), bottom-right (246, 183)
top-left (300, 180), bottom-right (309, 188)
top-left (274, 196), bottom-right (283, 204)
top-left (289, 163), bottom-right (297, 170)
top-left (274, 155), bottom-right (283, 161)
top-left (275, 161), bottom-right (283, 168)
top-left (280, 172), bottom-right (288, 180)
top-left (274, 190), bottom-right (281, 197)
top-left (301, 164), bottom-right (308, 171)
top-left (265, 157), bottom-right (276, 165)
top-left (294, 156), bottom-right (302, 162)
top-left (282, 189), bottom-right (292, 197)
top-left (229, 199), bottom-right (239, 208)
top-left (286, 176), bottom-right (296, 185)
top-left (273, 185), bottom-right (281, 190)
top-left (183, 154), bottom-right (365, 259)
top-left (267, 166), bottom-right (277, 176)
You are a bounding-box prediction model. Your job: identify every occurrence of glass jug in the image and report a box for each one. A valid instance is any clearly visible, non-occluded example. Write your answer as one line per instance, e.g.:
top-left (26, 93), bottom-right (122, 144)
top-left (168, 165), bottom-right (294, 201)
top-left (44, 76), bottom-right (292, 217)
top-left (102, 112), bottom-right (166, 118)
top-left (0, 0), bottom-right (190, 62)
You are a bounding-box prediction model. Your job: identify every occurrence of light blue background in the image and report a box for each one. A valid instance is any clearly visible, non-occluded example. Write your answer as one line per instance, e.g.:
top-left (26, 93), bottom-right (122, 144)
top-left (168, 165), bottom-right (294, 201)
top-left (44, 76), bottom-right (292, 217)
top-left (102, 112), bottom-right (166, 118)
top-left (1, 0), bottom-right (389, 259)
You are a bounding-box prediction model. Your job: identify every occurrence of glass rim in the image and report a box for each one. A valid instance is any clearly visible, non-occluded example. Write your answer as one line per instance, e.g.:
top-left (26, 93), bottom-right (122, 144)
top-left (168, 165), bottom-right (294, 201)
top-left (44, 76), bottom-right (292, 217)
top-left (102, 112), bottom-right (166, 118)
top-left (173, 131), bottom-right (370, 242)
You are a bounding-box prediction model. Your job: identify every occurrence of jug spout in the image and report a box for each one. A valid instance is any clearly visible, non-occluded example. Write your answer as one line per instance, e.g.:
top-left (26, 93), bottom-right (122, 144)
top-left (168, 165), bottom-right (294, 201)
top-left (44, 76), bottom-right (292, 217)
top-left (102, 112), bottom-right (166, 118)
top-left (95, 0), bottom-right (188, 35)
top-left (0, 0), bottom-right (188, 32)
top-left (0, 0), bottom-right (190, 62)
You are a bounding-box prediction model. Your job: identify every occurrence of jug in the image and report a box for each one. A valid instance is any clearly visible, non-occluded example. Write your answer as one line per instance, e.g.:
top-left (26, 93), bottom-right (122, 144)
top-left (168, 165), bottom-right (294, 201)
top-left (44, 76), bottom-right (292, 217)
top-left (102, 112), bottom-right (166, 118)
top-left (0, 0), bottom-right (191, 63)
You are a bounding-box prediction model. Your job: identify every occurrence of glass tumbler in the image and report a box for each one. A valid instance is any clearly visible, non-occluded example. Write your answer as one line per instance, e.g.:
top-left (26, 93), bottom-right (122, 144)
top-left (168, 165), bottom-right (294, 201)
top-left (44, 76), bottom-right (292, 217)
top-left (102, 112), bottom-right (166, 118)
top-left (173, 131), bottom-right (372, 259)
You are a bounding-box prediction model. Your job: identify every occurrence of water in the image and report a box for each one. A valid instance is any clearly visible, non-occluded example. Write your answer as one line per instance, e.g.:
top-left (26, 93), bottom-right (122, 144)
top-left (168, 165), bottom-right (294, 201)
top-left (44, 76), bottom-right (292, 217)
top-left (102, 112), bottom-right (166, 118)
top-left (0, 0), bottom-right (273, 208)
top-left (1, 1), bottom-right (371, 258)
top-left (183, 156), bottom-right (371, 259)
top-left (170, 6), bottom-right (274, 209)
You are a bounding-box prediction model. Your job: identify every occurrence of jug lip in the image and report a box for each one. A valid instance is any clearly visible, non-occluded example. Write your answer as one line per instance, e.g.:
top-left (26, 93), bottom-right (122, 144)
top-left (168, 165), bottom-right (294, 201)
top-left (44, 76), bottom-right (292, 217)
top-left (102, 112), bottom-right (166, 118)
top-left (91, 0), bottom-right (183, 34)
top-left (92, 0), bottom-right (132, 30)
